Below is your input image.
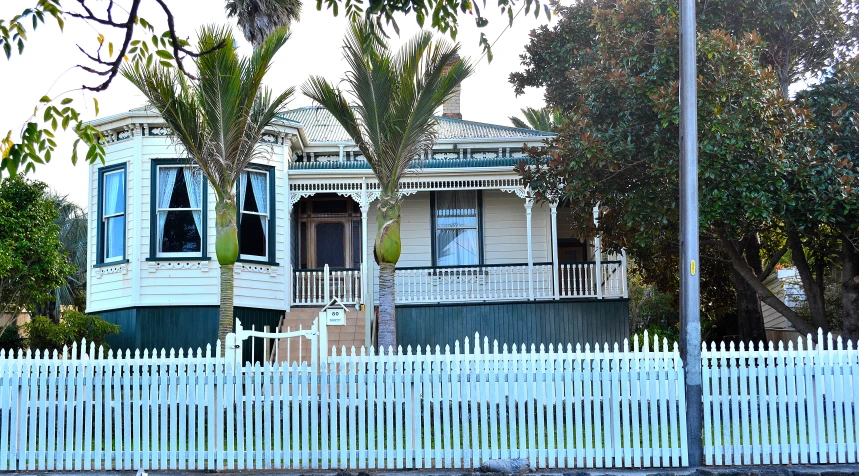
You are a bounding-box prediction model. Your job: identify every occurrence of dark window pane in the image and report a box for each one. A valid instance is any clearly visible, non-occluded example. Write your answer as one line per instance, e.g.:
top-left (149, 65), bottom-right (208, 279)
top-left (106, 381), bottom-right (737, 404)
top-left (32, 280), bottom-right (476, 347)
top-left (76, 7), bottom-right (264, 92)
top-left (299, 222), bottom-right (307, 268)
top-left (313, 200), bottom-right (347, 214)
top-left (315, 223), bottom-right (344, 268)
top-left (240, 213), bottom-right (266, 257)
top-left (242, 179), bottom-right (259, 213)
top-left (352, 220), bottom-right (361, 266)
top-left (161, 210), bottom-right (201, 252)
top-left (168, 172), bottom-right (191, 208)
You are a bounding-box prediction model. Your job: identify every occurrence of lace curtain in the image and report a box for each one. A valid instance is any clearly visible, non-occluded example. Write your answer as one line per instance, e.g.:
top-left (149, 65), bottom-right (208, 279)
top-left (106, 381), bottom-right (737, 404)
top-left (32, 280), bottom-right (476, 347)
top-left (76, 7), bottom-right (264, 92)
top-left (103, 170), bottom-right (125, 259)
top-left (435, 191), bottom-right (479, 266)
top-left (249, 171), bottom-right (268, 240)
top-left (157, 167), bottom-right (178, 250)
top-left (183, 167), bottom-right (203, 237)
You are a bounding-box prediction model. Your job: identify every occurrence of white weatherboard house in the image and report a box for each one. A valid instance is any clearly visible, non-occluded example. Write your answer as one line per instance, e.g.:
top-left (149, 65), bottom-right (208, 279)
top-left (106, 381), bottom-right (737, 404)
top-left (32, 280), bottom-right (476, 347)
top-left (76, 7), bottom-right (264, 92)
top-left (86, 91), bottom-right (630, 357)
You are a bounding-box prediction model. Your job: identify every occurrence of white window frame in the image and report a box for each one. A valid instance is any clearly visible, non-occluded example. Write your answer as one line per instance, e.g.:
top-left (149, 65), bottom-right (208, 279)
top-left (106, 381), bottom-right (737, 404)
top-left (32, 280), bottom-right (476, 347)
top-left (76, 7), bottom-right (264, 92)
top-left (156, 164), bottom-right (204, 258)
top-left (239, 169), bottom-right (270, 262)
top-left (433, 190), bottom-right (482, 267)
top-left (101, 169), bottom-right (126, 263)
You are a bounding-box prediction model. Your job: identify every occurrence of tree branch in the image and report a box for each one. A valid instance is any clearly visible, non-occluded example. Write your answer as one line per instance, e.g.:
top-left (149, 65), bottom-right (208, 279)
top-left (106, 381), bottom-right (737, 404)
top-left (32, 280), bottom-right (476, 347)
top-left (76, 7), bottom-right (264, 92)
top-left (759, 245), bottom-right (788, 282)
top-left (716, 226), bottom-right (816, 336)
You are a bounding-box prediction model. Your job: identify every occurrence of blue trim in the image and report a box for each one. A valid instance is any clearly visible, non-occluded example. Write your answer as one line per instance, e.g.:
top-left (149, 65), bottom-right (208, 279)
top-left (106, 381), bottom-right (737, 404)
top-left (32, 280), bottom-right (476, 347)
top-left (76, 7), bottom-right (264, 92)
top-left (236, 164), bottom-right (278, 266)
top-left (149, 159), bottom-right (208, 260)
top-left (290, 157), bottom-right (534, 170)
top-left (95, 162), bottom-right (127, 266)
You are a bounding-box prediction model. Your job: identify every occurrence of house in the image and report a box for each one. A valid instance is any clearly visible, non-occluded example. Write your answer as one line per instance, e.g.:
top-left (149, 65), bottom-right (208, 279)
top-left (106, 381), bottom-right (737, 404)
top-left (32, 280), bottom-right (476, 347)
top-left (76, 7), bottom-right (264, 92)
top-left (85, 88), bottom-right (630, 354)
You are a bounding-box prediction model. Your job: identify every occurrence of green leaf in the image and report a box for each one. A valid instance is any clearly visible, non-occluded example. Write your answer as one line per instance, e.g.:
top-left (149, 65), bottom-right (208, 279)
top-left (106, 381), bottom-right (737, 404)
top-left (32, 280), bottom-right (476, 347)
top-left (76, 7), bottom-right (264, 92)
top-left (60, 97), bottom-right (72, 105)
top-left (93, 98), bottom-right (99, 116)
top-left (155, 49), bottom-right (174, 60)
top-left (39, 95), bottom-right (51, 103)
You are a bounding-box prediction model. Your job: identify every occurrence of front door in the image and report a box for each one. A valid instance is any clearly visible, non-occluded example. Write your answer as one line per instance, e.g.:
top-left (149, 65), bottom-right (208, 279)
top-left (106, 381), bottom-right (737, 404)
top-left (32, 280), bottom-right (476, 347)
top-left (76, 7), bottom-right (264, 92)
top-left (315, 222), bottom-right (345, 268)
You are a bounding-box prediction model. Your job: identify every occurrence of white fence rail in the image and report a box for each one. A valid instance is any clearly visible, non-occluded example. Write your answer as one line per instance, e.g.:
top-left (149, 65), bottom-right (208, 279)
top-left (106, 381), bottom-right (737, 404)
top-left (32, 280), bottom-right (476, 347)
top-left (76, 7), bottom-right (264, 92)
top-left (0, 334), bottom-right (687, 471)
top-left (558, 261), bottom-right (627, 299)
top-left (393, 264), bottom-right (553, 303)
top-left (292, 264), bottom-right (362, 306)
top-left (703, 330), bottom-right (859, 466)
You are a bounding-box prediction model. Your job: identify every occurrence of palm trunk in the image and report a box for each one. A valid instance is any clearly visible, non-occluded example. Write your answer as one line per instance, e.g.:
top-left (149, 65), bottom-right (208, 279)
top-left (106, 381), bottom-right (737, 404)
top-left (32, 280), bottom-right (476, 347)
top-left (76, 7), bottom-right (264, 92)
top-left (374, 189), bottom-right (402, 352)
top-left (219, 264), bottom-right (235, 350)
top-left (215, 195), bottom-right (239, 355)
top-left (377, 262), bottom-right (397, 351)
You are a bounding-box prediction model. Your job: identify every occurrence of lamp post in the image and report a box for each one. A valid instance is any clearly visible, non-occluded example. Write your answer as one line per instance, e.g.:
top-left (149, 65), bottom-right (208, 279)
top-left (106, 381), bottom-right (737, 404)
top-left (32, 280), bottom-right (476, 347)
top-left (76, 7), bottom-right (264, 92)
top-left (679, 0), bottom-right (703, 465)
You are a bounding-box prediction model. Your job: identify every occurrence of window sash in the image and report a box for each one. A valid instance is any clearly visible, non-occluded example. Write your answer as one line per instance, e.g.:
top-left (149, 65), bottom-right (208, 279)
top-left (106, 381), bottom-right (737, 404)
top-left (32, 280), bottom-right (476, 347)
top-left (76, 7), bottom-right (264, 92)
top-left (100, 168), bottom-right (126, 263)
top-left (156, 165), bottom-right (203, 256)
top-left (434, 191), bottom-right (481, 267)
top-left (239, 169), bottom-right (270, 261)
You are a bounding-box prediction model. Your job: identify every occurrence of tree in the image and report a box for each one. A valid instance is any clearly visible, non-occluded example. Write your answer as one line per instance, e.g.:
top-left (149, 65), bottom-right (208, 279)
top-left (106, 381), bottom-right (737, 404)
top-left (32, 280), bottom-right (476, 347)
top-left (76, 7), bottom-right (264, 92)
top-left (509, 107), bottom-right (563, 131)
top-left (513, 0), bottom-right (822, 340)
top-left (122, 25), bottom-right (295, 349)
top-left (225, 0), bottom-right (301, 48)
top-left (303, 20), bottom-right (473, 349)
top-left (0, 176), bottom-right (74, 339)
top-left (793, 65), bottom-right (859, 340)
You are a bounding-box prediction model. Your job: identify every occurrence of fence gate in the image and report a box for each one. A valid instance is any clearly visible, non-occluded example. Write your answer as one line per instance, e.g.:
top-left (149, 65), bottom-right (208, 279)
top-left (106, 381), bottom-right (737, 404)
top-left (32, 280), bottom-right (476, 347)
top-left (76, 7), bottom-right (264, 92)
top-left (226, 313), bottom-right (327, 367)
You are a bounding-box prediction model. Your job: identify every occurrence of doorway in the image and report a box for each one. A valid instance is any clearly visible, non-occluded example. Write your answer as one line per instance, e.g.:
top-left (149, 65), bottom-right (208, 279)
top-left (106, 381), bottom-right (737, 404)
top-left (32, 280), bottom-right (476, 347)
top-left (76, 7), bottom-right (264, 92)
top-left (296, 195), bottom-right (362, 269)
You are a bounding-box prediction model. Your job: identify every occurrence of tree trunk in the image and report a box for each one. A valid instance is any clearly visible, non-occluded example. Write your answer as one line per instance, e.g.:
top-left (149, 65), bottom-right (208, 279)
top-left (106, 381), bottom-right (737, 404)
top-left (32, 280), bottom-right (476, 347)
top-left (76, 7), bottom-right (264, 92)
top-left (219, 264), bottom-right (235, 351)
top-left (215, 196), bottom-right (239, 356)
top-left (732, 268), bottom-right (767, 343)
top-left (377, 262), bottom-right (397, 352)
top-left (787, 229), bottom-right (829, 332)
top-left (717, 228), bottom-right (815, 336)
top-left (842, 236), bottom-right (859, 342)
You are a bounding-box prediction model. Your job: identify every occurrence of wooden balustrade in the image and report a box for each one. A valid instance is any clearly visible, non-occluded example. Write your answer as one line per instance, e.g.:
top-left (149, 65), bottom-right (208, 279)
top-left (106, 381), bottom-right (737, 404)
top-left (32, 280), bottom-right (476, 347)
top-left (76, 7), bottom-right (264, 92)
top-left (292, 265), bottom-right (362, 306)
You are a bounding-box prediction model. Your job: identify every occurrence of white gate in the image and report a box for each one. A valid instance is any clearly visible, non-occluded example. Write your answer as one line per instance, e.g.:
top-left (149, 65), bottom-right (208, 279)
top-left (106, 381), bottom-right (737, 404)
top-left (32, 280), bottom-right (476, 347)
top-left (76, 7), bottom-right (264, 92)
top-left (226, 316), bottom-right (326, 367)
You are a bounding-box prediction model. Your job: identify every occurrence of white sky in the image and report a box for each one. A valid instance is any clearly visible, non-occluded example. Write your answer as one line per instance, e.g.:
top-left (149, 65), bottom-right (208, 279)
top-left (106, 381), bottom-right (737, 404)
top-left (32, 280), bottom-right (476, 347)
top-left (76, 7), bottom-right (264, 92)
top-left (1, 1), bottom-right (550, 208)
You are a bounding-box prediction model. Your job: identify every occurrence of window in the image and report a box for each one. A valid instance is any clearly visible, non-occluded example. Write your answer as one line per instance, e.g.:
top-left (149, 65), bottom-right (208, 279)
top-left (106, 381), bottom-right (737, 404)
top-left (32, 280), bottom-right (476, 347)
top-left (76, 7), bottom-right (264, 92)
top-left (97, 165), bottom-right (126, 264)
top-left (153, 163), bottom-right (205, 257)
top-left (238, 168), bottom-right (274, 261)
top-left (433, 190), bottom-right (482, 266)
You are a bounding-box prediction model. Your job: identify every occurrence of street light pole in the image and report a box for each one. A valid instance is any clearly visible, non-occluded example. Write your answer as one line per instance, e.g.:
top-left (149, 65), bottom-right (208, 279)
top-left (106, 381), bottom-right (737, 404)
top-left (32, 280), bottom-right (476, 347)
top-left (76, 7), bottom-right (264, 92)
top-left (679, 0), bottom-right (703, 466)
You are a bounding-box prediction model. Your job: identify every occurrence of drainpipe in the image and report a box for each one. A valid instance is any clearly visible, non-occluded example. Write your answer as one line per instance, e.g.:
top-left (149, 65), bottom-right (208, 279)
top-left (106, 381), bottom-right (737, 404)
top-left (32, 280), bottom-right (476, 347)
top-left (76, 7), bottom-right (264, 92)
top-left (593, 205), bottom-right (602, 299)
top-left (525, 197), bottom-right (534, 300)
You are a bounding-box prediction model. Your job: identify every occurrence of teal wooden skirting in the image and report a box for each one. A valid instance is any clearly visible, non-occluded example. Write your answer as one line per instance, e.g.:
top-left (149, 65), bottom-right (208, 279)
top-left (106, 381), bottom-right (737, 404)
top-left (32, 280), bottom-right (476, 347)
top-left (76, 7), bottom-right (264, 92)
top-left (396, 299), bottom-right (630, 350)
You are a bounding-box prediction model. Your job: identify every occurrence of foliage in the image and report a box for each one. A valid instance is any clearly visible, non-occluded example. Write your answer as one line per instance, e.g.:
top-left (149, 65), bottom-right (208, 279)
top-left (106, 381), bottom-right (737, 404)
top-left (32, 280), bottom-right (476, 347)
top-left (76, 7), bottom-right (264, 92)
top-left (302, 20), bottom-right (473, 348)
top-left (22, 310), bottom-right (120, 352)
top-left (791, 274), bottom-right (843, 332)
top-left (1, 0), bottom-right (224, 178)
top-left (628, 271), bottom-right (678, 334)
top-left (509, 107), bottom-right (563, 132)
top-left (50, 193), bottom-right (88, 312)
top-left (512, 0), bottom-right (821, 335)
top-left (315, 0), bottom-right (549, 61)
top-left (0, 324), bottom-right (26, 352)
top-left (631, 324), bottom-right (680, 348)
top-left (226, 0), bottom-right (301, 48)
top-left (122, 25), bottom-right (295, 350)
top-left (0, 176), bottom-right (73, 332)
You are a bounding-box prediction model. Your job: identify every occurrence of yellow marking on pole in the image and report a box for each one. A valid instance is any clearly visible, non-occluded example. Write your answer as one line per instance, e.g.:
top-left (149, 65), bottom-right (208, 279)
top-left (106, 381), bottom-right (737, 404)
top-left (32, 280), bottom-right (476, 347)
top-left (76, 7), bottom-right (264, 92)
top-left (691, 260), bottom-right (696, 275)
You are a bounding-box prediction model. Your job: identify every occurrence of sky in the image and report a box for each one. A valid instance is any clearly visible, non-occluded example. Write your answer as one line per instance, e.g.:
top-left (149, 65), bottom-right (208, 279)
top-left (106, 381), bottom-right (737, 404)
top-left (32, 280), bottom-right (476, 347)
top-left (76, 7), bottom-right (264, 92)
top-left (1, 1), bottom-right (552, 209)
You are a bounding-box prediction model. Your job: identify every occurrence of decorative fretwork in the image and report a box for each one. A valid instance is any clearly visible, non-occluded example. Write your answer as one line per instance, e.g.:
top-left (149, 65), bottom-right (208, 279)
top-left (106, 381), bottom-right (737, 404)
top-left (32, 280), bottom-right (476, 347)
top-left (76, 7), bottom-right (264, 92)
top-left (290, 177), bottom-right (524, 196)
top-left (94, 262), bottom-right (128, 278)
top-left (147, 260), bottom-right (210, 272)
top-left (237, 262), bottom-right (278, 276)
top-left (149, 127), bottom-right (171, 136)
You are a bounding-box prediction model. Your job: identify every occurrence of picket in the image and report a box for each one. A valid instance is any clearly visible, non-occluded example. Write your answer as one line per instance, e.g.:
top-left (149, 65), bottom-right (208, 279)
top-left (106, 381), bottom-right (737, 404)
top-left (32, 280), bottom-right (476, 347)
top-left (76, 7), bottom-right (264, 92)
top-left (6, 332), bottom-right (857, 470)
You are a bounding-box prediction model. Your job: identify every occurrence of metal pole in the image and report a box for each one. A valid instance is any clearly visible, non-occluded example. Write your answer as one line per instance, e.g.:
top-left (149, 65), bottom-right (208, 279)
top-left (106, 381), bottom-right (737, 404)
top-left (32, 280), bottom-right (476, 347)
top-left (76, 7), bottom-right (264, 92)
top-left (680, 0), bottom-right (703, 466)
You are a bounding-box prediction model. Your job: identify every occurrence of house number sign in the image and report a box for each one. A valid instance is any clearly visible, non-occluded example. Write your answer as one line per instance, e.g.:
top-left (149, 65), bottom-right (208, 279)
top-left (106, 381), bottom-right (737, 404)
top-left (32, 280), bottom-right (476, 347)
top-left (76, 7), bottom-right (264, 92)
top-left (327, 308), bottom-right (346, 326)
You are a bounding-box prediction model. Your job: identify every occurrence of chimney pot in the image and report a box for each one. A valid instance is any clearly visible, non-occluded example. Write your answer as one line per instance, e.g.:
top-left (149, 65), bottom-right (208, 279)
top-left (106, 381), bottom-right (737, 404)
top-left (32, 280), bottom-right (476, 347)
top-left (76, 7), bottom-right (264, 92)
top-left (442, 54), bottom-right (463, 120)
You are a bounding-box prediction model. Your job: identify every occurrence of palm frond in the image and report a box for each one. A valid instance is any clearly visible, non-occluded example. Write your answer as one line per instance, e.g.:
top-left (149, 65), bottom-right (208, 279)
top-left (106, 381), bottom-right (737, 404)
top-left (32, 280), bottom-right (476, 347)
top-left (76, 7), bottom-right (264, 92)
top-left (303, 19), bottom-right (473, 196)
top-left (122, 25), bottom-right (294, 200)
top-left (225, 0), bottom-right (301, 48)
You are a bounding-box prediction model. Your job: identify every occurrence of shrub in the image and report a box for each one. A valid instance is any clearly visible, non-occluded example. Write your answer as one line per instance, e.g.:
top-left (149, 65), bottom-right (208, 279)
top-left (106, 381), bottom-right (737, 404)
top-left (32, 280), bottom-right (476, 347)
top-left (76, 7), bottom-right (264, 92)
top-left (22, 311), bottom-right (119, 352)
top-left (0, 323), bottom-right (26, 352)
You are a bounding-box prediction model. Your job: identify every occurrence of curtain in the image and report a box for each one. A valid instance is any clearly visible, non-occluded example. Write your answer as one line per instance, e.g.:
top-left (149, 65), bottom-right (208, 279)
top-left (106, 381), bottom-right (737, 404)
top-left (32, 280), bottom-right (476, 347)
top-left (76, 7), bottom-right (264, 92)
top-left (103, 170), bottom-right (124, 215)
top-left (249, 171), bottom-right (268, 240)
top-left (184, 167), bottom-right (203, 238)
top-left (239, 172), bottom-right (248, 213)
top-left (157, 167), bottom-right (178, 250)
top-left (435, 191), bottom-right (479, 266)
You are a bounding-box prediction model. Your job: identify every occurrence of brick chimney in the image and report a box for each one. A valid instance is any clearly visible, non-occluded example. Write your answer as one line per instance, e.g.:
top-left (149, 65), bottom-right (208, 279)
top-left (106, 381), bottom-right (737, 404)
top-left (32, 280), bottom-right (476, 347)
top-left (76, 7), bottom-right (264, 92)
top-left (442, 54), bottom-right (462, 120)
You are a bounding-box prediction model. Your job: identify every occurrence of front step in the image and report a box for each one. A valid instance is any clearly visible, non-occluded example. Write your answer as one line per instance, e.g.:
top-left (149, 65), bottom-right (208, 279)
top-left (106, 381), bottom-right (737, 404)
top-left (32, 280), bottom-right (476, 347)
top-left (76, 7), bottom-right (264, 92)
top-left (274, 307), bottom-right (367, 364)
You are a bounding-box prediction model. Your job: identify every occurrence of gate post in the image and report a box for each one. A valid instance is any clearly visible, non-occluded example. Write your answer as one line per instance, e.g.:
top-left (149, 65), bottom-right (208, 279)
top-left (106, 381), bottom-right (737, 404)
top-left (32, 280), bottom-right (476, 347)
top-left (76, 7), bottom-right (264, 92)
top-left (324, 264), bottom-right (331, 304)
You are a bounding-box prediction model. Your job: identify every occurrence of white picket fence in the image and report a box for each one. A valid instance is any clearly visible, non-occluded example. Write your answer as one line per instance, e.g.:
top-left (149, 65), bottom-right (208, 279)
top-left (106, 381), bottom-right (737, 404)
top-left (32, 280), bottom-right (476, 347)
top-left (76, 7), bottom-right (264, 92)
top-left (0, 334), bottom-right (688, 471)
top-left (702, 330), bottom-right (859, 466)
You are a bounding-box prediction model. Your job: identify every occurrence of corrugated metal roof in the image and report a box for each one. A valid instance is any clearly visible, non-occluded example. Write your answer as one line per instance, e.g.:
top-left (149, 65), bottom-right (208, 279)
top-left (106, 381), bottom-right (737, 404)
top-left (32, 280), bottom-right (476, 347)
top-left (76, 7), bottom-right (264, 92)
top-left (280, 106), bottom-right (553, 143)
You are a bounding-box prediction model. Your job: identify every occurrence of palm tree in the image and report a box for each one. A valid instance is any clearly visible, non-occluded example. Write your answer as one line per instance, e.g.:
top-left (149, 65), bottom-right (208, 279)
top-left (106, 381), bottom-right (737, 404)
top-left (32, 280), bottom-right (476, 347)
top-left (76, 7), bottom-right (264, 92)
top-left (122, 26), bottom-right (294, 349)
top-left (302, 20), bottom-right (473, 350)
top-left (509, 106), bottom-right (564, 132)
top-left (225, 0), bottom-right (301, 48)
top-left (50, 193), bottom-right (88, 314)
